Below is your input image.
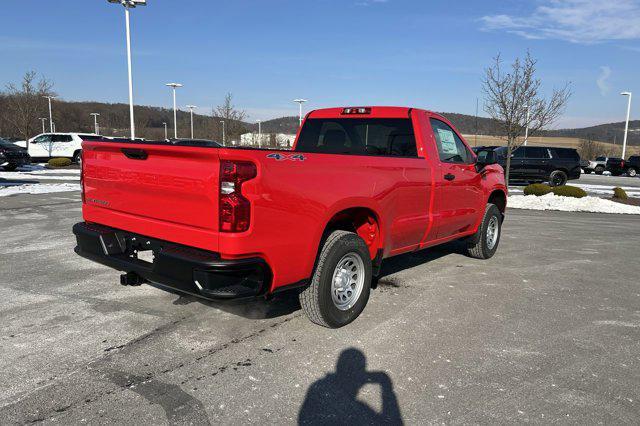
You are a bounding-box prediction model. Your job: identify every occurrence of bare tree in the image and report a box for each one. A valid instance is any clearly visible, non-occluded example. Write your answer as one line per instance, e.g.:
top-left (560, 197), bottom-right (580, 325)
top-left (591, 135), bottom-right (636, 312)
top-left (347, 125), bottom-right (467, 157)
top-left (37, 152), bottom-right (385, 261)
top-left (578, 138), bottom-right (600, 160)
top-left (212, 93), bottom-right (247, 141)
top-left (3, 71), bottom-right (55, 148)
top-left (482, 53), bottom-right (571, 183)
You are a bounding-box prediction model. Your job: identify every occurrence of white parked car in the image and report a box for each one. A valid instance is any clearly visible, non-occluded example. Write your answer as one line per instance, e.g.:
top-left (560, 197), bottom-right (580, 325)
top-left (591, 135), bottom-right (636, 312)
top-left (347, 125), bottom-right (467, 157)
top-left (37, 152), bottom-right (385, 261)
top-left (14, 133), bottom-right (97, 163)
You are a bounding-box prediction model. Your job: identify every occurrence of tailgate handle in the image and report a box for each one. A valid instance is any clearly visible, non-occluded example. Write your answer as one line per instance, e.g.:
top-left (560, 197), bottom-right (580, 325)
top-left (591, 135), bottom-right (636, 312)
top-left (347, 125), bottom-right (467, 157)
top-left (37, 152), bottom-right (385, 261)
top-left (121, 148), bottom-right (148, 160)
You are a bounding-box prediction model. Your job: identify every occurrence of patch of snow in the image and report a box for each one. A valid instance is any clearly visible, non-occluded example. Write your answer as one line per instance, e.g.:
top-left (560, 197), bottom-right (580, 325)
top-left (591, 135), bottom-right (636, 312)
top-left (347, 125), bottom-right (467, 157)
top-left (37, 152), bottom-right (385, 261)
top-left (508, 194), bottom-right (640, 215)
top-left (0, 171), bottom-right (80, 181)
top-left (0, 183), bottom-right (80, 197)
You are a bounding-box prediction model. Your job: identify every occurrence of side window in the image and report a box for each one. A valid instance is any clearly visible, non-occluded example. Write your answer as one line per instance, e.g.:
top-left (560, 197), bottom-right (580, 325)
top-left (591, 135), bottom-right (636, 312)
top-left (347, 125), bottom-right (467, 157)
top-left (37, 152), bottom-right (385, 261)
top-left (33, 135), bottom-right (51, 143)
top-left (526, 147), bottom-right (550, 159)
top-left (511, 148), bottom-right (525, 159)
top-left (52, 135), bottom-right (73, 143)
top-left (429, 118), bottom-right (472, 164)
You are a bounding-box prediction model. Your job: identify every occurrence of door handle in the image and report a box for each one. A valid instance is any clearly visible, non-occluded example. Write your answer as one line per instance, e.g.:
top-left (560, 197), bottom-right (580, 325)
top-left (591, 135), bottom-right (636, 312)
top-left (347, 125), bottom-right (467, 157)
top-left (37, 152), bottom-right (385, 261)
top-left (121, 148), bottom-right (148, 160)
top-left (444, 173), bottom-right (456, 181)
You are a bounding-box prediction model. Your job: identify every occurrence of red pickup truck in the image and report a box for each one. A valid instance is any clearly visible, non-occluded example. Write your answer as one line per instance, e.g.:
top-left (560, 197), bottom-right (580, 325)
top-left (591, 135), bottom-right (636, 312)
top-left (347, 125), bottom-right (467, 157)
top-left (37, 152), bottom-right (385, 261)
top-left (73, 106), bottom-right (506, 328)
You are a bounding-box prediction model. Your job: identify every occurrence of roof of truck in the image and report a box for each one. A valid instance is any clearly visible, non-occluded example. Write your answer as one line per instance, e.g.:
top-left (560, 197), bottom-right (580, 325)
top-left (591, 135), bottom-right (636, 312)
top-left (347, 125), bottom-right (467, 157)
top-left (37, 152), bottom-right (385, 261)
top-left (307, 106), bottom-right (445, 121)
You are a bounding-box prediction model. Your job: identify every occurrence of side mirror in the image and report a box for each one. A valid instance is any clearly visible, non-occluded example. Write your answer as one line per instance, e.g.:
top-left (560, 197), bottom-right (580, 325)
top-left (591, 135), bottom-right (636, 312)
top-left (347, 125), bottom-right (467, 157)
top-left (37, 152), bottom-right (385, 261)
top-left (475, 150), bottom-right (497, 172)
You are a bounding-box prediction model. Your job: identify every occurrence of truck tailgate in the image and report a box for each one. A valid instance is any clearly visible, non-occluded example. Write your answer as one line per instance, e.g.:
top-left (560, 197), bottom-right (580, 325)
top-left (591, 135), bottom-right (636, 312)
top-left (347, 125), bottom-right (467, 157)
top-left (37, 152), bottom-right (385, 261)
top-left (82, 141), bottom-right (220, 251)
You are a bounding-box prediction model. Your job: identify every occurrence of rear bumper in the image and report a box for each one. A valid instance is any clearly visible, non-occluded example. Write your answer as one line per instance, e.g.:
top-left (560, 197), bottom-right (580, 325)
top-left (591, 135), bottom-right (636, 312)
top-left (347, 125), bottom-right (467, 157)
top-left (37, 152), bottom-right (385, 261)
top-left (73, 222), bottom-right (270, 300)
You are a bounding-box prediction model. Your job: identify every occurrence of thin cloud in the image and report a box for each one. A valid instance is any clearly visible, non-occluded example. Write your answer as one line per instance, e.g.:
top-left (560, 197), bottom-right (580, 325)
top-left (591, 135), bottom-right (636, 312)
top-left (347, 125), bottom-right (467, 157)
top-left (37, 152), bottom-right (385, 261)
top-left (480, 0), bottom-right (640, 44)
top-left (356, 0), bottom-right (388, 6)
top-left (596, 66), bottom-right (612, 96)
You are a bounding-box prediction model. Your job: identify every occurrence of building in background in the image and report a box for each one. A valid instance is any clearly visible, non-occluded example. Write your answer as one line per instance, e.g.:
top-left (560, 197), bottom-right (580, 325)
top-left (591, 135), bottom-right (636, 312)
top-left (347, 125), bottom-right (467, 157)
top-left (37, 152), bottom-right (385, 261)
top-left (240, 133), bottom-right (296, 148)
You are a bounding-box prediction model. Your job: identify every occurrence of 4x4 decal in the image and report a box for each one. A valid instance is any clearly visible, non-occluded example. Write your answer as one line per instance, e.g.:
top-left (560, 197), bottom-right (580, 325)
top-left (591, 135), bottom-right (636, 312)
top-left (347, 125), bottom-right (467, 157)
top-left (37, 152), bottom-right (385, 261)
top-left (266, 153), bottom-right (306, 161)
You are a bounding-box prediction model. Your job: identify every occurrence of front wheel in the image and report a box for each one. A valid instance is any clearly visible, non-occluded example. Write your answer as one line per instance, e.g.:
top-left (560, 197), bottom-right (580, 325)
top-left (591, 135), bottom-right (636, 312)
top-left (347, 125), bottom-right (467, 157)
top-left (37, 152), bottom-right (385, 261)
top-left (595, 166), bottom-right (605, 175)
top-left (299, 230), bottom-right (372, 328)
top-left (628, 168), bottom-right (638, 177)
top-left (2, 164), bottom-right (18, 171)
top-left (467, 204), bottom-right (502, 260)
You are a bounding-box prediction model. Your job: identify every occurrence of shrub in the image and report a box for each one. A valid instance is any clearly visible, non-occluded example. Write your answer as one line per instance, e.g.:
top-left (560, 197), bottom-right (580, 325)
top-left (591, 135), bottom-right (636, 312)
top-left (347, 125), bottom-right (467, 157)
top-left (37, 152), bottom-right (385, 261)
top-left (551, 185), bottom-right (587, 198)
top-left (523, 183), bottom-right (552, 196)
top-left (47, 157), bottom-right (72, 168)
top-left (613, 187), bottom-right (628, 200)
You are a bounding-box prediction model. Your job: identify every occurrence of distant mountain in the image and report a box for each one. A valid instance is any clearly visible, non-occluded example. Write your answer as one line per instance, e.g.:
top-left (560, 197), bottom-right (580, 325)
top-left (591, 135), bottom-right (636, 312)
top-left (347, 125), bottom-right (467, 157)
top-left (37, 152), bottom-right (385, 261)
top-left (543, 120), bottom-right (640, 145)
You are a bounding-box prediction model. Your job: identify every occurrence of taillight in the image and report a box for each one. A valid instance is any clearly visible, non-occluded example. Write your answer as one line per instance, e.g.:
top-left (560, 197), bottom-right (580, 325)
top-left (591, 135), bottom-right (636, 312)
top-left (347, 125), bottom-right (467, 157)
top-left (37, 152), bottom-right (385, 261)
top-left (219, 160), bottom-right (257, 232)
top-left (80, 150), bottom-right (85, 203)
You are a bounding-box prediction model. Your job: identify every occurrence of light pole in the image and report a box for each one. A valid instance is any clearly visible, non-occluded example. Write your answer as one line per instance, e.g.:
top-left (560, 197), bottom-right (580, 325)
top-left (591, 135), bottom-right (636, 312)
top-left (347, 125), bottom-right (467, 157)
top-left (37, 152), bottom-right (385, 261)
top-left (43, 96), bottom-right (54, 132)
top-left (107, 0), bottom-right (147, 140)
top-left (621, 92), bottom-right (632, 159)
top-left (293, 99), bottom-right (307, 127)
top-left (523, 104), bottom-right (530, 146)
top-left (165, 83), bottom-right (182, 139)
top-left (220, 120), bottom-right (226, 146)
top-left (162, 122), bottom-right (167, 140)
top-left (257, 119), bottom-right (262, 148)
top-left (90, 113), bottom-right (100, 134)
top-left (39, 118), bottom-right (47, 133)
top-left (186, 105), bottom-right (197, 139)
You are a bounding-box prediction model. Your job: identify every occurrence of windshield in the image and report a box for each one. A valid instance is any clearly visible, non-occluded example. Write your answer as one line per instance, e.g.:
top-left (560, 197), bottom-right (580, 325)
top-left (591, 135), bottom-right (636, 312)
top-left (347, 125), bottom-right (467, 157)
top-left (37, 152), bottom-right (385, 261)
top-left (296, 118), bottom-right (417, 157)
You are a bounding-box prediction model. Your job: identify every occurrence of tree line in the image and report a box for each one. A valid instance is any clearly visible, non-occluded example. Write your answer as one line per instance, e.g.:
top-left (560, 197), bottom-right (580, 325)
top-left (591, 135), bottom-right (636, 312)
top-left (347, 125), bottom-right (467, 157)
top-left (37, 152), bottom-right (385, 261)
top-left (0, 72), bottom-right (251, 143)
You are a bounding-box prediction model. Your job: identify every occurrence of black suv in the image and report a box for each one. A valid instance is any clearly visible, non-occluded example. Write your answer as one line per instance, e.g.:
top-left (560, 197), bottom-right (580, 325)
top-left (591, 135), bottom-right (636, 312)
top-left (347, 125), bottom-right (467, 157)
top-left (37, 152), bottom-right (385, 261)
top-left (605, 157), bottom-right (626, 176)
top-left (626, 156), bottom-right (640, 177)
top-left (491, 146), bottom-right (582, 186)
top-left (0, 138), bottom-right (31, 171)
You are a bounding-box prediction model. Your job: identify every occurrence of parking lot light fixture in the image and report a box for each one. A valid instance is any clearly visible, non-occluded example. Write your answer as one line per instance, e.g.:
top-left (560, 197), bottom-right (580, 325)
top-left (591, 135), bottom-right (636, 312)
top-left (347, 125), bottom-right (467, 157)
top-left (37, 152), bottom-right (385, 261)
top-left (165, 83), bottom-right (183, 139)
top-left (621, 92), bottom-right (632, 159)
top-left (293, 99), bottom-right (308, 127)
top-left (39, 118), bottom-right (47, 133)
top-left (220, 120), bottom-right (226, 146)
top-left (107, 0), bottom-right (147, 140)
top-left (90, 113), bottom-right (100, 135)
top-left (523, 104), bottom-right (530, 146)
top-left (186, 105), bottom-right (197, 139)
top-left (162, 122), bottom-right (167, 140)
top-left (257, 119), bottom-right (262, 148)
top-left (43, 96), bottom-right (55, 132)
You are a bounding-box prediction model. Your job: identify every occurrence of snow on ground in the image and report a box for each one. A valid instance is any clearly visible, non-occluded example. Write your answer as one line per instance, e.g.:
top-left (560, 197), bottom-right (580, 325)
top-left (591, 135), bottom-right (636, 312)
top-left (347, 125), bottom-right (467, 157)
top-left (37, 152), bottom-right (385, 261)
top-left (1, 164), bottom-right (79, 182)
top-left (0, 183), bottom-right (80, 197)
top-left (508, 194), bottom-right (640, 215)
top-left (571, 183), bottom-right (640, 198)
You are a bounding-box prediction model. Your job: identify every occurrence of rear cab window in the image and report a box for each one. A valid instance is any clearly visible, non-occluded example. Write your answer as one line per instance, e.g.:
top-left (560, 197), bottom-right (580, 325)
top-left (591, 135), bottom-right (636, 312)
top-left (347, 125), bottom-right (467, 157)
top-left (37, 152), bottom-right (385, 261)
top-left (296, 118), bottom-right (418, 157)
top-left (551, 148), bottom-right (578, 160)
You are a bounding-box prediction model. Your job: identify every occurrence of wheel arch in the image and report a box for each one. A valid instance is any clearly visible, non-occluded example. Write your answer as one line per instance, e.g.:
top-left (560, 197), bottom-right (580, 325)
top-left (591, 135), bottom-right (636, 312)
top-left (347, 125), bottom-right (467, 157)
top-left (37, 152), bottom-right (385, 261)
top-left (319, 206), bottom-right (383, 262)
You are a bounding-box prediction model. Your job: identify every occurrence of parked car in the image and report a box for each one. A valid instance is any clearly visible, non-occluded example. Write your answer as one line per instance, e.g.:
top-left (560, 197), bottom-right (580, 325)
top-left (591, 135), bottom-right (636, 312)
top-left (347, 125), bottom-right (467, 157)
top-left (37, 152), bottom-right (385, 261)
top-left (626, 156), bottom-right (640, 177)
top-left (14, 133), bottom-right (97, 163)
top-left (73, 106), bottom-right (507, 328)
top-left (490, 146), bottom-right (581, 186)
top-left (605, 157), bottom-right (626, 176)
top-left (0, 138), bottom-right (31, 171)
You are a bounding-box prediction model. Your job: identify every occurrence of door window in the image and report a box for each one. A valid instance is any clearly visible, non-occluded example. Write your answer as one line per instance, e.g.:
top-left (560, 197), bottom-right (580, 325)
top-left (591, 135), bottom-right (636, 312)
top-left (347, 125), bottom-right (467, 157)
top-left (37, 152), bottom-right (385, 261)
top-left (511, 147), bottom-right (525, 159)
top-left (525, 147), bottom-right (550, 159)
top-left (51, 134), bottom-right (73, 142)
top-left (429, 118), bottom-right (472, 164)
top-left (33, 135), bottom-right (52, 143)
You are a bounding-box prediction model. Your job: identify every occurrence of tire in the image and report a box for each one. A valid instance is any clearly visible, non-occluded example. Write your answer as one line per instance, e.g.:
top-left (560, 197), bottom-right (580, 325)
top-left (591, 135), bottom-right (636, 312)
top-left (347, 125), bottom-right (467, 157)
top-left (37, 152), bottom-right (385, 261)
top-left (3, 164), bottom-right (18, 171)
top-left (72, 150), bottom-right (82, 165)
top-left (628, 168), bottom-right (638, 177)
top-left (583, 169), bottom-right (592, 174)
top-left (595, 166), bottom-right (604, 175)
top-left (467, 204), bottom-right (502, 260)
top-left (549, 170), bottom-right (568, 187)
top-left (299, 230), bottom-right (372, 328)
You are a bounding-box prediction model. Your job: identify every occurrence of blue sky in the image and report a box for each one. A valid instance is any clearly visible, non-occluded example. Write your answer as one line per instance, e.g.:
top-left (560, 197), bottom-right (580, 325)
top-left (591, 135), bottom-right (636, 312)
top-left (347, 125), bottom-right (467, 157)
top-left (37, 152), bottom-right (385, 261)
top-left (1, 0), bottom-right (639, 128)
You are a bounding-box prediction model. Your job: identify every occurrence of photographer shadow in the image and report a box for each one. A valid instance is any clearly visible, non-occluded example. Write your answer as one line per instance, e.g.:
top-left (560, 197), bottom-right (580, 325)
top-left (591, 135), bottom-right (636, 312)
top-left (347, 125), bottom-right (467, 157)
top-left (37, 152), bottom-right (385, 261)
top-left (298, 348), bottom-right (403, 425)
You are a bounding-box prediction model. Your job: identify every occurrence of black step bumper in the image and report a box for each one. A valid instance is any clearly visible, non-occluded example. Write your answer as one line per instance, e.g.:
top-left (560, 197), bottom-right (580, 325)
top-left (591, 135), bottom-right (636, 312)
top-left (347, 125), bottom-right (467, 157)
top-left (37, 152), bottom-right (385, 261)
top-left (73, 222), bottom-right (270, 300)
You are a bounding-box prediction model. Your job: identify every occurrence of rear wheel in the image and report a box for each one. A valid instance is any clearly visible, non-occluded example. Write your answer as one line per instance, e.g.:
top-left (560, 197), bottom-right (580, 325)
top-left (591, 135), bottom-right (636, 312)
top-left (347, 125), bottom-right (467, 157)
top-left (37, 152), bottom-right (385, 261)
top-left (583, 169), bottom-right (592, 174)
top-left (467, 204), bottom-right (502, 260)
top-left (549, 170), bottom-right (568, 187)
top-left (595, 166), bottom-right (605, 175)
top-left (72, 150), bottom-right (82, 165)
top-left (628, 168), bottom-right (637, 177)
top-left (299, 230), bottom-right (372, 328)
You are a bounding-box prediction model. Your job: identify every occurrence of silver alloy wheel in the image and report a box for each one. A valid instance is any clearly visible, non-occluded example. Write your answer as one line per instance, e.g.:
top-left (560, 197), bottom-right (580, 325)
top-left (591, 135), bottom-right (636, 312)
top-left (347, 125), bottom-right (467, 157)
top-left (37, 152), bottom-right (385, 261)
top-left (331, 253), bottom-right (365, 311)
top-left (486, 216), bottom-right (499, 250)
top-left (629, 168), bottom-right (637, 177)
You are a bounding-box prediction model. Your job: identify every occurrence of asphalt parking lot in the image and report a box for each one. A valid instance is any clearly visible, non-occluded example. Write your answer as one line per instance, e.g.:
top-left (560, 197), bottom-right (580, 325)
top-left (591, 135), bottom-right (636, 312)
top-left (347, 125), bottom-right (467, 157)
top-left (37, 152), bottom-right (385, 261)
top-left (1, 193), bottom-right (639, 424)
